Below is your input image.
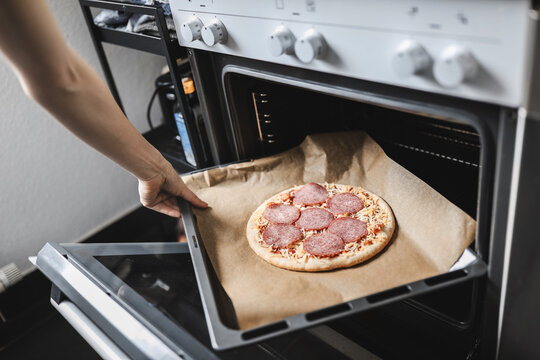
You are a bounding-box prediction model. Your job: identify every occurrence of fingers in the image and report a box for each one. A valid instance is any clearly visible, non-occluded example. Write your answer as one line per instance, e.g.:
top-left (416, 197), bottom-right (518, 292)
top-left (138, 177), bottom-right (182, 217)
top-left (141, 164), bottom-right (208, 212)
top-left (165, 171), bottom-right (208, 208)
top-left (180, 186), bottom-right (208, 208)
top-left (137, 175), bottom-right (162, 207)
top-left (147, 198), bottom-right (181, 218)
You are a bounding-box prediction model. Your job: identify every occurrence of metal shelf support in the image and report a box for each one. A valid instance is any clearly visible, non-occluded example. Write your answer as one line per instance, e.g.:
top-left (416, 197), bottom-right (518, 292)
top-left (78, 0), bottom-right (207, 168)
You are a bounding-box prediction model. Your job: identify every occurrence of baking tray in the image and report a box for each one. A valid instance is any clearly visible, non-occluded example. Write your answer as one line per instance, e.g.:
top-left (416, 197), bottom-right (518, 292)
top-left (178, 198), bottom-right (487, 350)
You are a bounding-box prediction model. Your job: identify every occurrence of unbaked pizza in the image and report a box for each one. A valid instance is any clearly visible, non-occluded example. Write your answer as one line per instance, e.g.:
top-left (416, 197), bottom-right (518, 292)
top-left (246, 182), bottom-right (395, 272)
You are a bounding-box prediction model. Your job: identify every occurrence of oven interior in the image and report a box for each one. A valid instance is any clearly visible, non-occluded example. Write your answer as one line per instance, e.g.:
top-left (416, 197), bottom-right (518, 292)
top-left (227, 73), bottom-right (480, 219)
top-left (223, 72), bottom-right (484, 356)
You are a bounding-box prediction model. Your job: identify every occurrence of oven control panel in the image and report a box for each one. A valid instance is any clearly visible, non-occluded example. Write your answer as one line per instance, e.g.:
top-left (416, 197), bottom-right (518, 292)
top-left (170, 0), bottom-right (533, 107)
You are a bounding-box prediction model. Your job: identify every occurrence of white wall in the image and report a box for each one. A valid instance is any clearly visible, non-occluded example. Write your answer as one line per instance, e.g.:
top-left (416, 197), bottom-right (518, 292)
top-left (0, 0), bottom-right (166, 273)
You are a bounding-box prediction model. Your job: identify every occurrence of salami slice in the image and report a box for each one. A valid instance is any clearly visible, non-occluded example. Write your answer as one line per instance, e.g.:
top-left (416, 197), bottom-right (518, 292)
top-left (263, 203), bottom-right (301, 224)
top-left (293, 182), bottom-right (328, 206)
top-left (327, 192), bottom-right (363, 215)
top-left (262, 224), bottom-right (302, 248)
top-left (328, 217), bottom-right (368, 243)
top-left (303, 233), bottom-right (344, 257)
top-left (295, 208), bottom-right (334, 230)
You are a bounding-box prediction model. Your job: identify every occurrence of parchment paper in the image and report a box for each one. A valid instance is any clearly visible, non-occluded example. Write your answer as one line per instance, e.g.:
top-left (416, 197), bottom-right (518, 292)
top-left (182, 132), bottom-right (476, 330)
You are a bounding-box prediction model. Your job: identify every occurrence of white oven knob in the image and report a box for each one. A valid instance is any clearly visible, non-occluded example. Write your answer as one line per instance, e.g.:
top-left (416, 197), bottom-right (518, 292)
top-left (268, 26), bottom-right (295, 56)
top-left (180, 16), bottom-right (203, 42)
top-left (392, 40), bottom-right (431, 77)
top-left (201, 19), bottom-right (228, 46)
top-left (433, 45), bottom-right (478, 88)
top-left (294, 29), bottom-right (327, 64)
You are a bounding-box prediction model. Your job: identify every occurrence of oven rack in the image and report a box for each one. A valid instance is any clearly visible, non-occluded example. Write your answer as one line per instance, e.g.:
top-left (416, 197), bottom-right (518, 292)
top-left (390, 141), bottom-right (479, 168)
top-left (360, 108), bottom-right (481, 169)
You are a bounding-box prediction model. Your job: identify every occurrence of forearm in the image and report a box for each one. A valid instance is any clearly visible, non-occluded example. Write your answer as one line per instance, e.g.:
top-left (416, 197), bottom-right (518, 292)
top-left (27, 49), bottom-right (168, 181)
top-left (0, 0), bottom-right (206, 215)
top-left (0, 0), bottom-right (169, 181)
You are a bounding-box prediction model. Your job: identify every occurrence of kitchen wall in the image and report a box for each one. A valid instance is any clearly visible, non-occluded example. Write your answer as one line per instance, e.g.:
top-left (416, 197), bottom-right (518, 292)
top-left (0, 1), bottom-right (166, 274)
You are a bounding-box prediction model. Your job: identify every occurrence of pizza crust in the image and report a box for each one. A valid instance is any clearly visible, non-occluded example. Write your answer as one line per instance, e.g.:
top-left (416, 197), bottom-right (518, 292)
top-left (246, 184), bottom-right (395, 272)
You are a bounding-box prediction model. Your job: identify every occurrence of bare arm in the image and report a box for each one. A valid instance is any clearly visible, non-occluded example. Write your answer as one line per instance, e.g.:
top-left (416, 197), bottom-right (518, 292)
top-left (0, 0), bottom-right (207, 216)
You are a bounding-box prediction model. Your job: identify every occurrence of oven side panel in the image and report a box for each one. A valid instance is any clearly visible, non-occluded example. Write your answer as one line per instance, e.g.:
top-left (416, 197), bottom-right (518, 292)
top-left (494, 12), bottom-right (540, 359)
top-left (497, 115), bottom-right (540, 359)
top-left (477, 108), bottom-right (518, 360)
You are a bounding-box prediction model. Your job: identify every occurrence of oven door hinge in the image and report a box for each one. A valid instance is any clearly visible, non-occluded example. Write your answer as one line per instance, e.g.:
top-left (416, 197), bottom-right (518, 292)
top-left (466, 337), bottom-right (481, 360)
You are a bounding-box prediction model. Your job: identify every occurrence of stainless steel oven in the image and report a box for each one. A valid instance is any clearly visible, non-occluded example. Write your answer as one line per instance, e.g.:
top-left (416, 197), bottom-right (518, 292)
top-left (173, 0), bottom-right (540, 358)
top-left (35, 0), bottom-right (540, 359)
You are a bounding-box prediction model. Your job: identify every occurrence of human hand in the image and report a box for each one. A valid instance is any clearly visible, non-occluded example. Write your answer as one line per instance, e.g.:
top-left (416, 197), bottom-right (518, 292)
top-left (138, 162), bottom-right (207, 217)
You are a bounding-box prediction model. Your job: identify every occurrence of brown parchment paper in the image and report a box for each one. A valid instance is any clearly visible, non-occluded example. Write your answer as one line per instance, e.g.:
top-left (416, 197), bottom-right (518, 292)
top-left (182, 132), bottom-right (476, 330)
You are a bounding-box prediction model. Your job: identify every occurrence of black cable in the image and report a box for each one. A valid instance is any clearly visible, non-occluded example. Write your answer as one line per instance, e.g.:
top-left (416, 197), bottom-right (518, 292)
top-left (147, 83), bottom-right (173, 131)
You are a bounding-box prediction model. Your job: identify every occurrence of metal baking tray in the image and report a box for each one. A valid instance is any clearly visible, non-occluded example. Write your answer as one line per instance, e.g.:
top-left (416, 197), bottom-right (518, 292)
top-left (178, 198), bottom-right (487, 350)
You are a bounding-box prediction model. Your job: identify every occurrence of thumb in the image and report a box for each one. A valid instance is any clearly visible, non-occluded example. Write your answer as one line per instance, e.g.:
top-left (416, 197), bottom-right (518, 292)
top-left (168, 176), bottom-right (208, 208)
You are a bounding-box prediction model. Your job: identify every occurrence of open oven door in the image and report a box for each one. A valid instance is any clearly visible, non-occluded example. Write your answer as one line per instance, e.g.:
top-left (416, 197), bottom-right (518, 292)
top-left (36, 241), bottom-right (397, 359)
top-left (35, 220), bottom-right (486, 358)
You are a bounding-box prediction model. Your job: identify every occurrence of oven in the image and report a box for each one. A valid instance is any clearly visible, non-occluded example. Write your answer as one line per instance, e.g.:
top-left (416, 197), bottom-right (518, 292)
top-left (195, 57), bottom-right (493, 358)
top-left (174, 0), bottom-right (540, 358)
top-left (35, 0), bottom-right (540, 359)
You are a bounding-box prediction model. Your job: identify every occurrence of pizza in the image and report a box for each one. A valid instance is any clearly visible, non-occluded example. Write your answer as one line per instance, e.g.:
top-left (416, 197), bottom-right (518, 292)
top-left (246, 182), bottom-right (395, 272)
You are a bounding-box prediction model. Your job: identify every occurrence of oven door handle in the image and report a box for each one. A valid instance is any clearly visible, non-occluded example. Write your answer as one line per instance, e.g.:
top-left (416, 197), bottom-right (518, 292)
top-left (51, 299), bottom-right (130, 360)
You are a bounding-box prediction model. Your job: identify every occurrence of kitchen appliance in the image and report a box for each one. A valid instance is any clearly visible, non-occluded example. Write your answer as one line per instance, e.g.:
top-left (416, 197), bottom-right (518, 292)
top-left (35, 0), bottom-right (540, 359)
